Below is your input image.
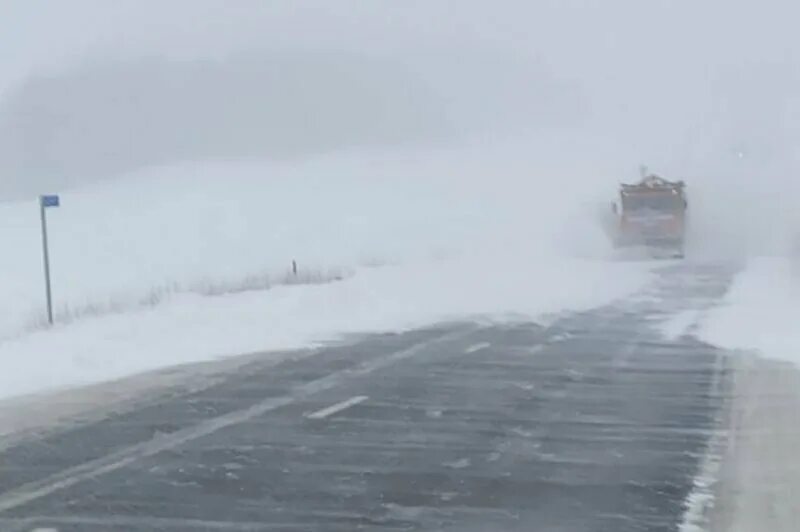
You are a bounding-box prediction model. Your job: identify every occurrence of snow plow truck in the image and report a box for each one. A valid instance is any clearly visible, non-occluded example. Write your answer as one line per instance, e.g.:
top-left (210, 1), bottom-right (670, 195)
top-left (612, 171), bottom-right (688, 258)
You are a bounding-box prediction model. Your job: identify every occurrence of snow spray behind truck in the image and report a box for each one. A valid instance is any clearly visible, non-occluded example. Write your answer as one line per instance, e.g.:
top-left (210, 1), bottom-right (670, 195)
top-left (612, 171), bottom-right (688, 259)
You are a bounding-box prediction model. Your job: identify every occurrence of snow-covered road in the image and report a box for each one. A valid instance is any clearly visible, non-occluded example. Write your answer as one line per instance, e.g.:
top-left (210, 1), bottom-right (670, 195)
top-left (0, 260), bottom-right (750, 532)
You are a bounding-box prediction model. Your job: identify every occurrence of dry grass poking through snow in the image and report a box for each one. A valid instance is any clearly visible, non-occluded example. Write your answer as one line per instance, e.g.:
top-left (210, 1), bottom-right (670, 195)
top-left (23, 266), bottom-right (348, 335)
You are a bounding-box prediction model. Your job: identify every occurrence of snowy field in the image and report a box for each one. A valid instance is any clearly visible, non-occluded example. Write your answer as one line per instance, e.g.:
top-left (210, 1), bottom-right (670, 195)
top-left (701, 256), bottom-right (800, 365)
top-left (0, 142), bottom-right (652, 400)
top-left (0, 253), bottom-right (649, 401)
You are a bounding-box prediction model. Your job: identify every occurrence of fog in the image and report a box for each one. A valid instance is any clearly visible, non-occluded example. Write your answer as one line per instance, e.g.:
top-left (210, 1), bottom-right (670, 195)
top-left (1, 0), bottom-right (799, 255)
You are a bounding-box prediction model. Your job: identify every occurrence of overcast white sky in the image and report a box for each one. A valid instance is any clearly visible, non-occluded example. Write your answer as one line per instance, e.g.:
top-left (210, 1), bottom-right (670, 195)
top-left (1, 0), bottom-right (799, 199)
top-left (3, 1), bottom-right (797, 120)
top-left (3, 1), bottom-right (796, 85)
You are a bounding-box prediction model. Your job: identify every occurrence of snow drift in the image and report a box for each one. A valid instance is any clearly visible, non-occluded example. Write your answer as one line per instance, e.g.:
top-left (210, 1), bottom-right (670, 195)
top-left (0, 253), bottom-right (650, 401)
top-left (701, 257), bottom-right (800, 365)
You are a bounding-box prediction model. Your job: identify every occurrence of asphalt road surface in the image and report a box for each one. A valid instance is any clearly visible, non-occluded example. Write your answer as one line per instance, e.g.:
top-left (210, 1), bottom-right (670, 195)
top-left (0, 262), bottom-right (738, 531)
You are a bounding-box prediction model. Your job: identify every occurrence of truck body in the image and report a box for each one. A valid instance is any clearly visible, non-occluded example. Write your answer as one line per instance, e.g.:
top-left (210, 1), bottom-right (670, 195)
top-left (613, 174), bottom-right (687, 258)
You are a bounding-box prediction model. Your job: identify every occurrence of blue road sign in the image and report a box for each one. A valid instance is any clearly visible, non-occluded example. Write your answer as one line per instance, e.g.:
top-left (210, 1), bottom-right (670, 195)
top-left (41, 195), bottom-right (60, 208)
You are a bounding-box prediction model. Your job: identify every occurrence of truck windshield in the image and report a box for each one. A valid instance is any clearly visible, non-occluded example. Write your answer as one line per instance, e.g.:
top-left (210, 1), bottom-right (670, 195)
top-left (623, 193), bottom-right (680, 212)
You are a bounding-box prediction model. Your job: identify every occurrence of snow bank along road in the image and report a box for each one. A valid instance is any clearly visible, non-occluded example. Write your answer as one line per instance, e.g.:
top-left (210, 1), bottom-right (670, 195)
top-left (709, 355), bottom-right (800, 532)
top-left (0, 262), bottom-right (765, 532)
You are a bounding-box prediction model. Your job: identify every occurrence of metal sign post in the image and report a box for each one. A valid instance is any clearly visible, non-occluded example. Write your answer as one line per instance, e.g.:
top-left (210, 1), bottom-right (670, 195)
top-left (39, 194), bottom-right (60, 325)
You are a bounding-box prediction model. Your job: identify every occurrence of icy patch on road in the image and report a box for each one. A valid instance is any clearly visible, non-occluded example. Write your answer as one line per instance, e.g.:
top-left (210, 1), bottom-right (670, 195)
top-left (701, 257), bottom-right (800, 365)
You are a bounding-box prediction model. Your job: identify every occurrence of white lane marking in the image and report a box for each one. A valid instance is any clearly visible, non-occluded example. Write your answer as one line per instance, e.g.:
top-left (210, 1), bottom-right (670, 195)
top-left (0, 328), bottom-right (473, 515)
top-left (306, 396), bottom-right (368, 420)
top-left (678, 350), bottom-right (727, 532)
top-left (7, 515), bottom-right (283, 530)
top-left (465, 342), bottom-right (490, 354)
